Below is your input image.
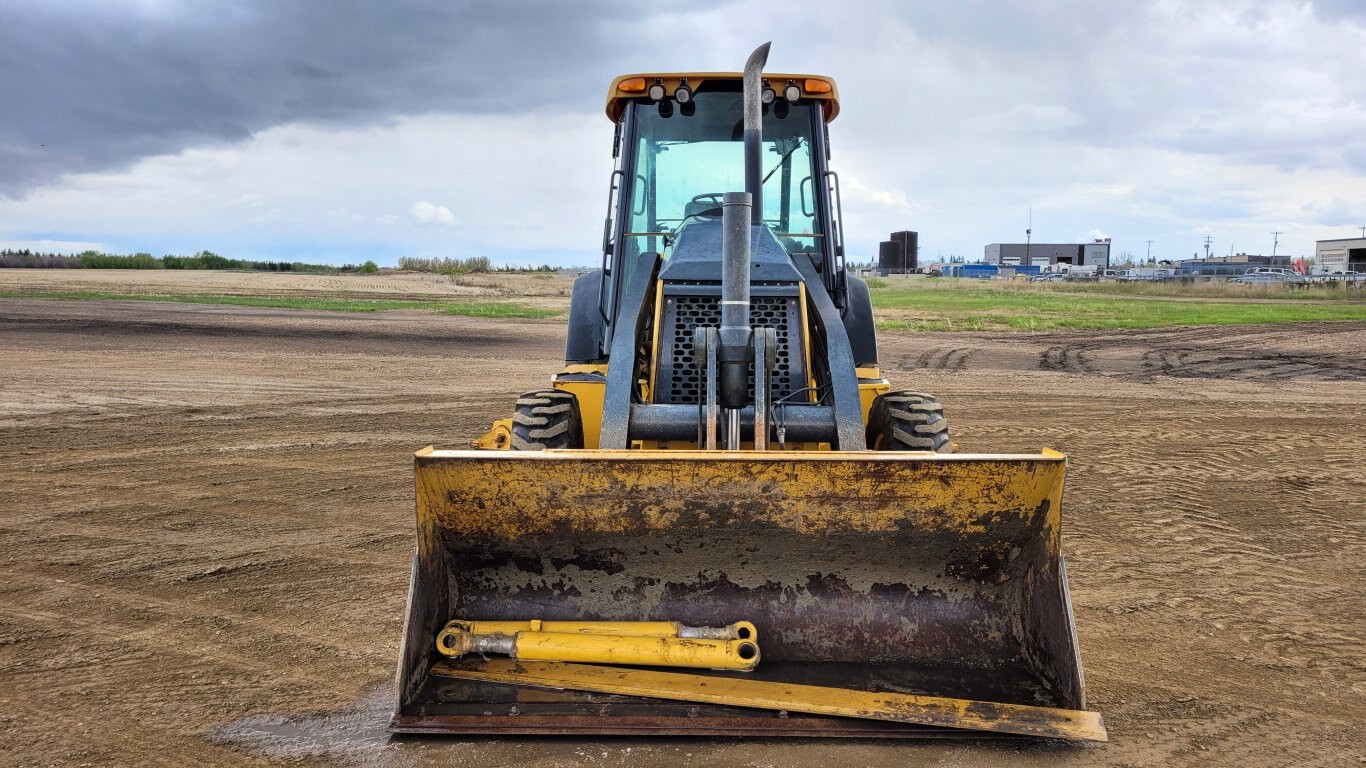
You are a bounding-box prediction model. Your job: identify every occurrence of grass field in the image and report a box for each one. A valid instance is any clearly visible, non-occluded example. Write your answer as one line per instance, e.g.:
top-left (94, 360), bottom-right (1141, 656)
top-left (0, 290), bottom-right (559, 319)
top-left (866, 278), bottom-right (1366, 331)
top-left (3, 272), bottom-right (1364, 331)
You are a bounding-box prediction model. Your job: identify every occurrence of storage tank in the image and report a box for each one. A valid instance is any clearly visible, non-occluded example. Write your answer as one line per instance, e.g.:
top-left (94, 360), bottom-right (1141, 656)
top-left (891, 231), bottom-right (918, 272)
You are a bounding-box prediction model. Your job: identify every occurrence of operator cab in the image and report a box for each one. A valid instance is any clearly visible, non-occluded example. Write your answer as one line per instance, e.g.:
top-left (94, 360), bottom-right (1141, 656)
top-left (598, 73), bottom-right (848, 323)
top-left (623, 87), bottom-right (824, 260)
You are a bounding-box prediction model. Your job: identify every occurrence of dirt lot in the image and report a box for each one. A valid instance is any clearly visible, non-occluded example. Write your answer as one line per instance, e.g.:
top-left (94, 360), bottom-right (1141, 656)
top-left (0, 267), bottom-right (576, 307)
top-left (1, 297), bottom-right (1362, 767)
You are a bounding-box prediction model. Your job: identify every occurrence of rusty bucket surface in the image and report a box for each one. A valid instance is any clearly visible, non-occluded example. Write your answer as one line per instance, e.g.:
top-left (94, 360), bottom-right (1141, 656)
top-left (392, 448), bottom-right (1086, 737)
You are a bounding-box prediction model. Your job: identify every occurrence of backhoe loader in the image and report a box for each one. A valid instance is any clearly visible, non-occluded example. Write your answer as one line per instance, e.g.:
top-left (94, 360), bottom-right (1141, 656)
top-left (392, 44), bottom-right (1097, 739)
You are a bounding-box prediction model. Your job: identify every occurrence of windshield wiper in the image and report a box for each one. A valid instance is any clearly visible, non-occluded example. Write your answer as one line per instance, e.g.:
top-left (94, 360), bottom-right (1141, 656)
top-left (762, 138), bottom-right (806, 185)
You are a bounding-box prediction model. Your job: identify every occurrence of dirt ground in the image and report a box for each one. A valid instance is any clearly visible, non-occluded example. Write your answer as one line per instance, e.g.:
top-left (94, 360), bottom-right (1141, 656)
top-left (0, 267), bottom-right (576, 305)
top-left (1, 297), bottom-right (1362, 767)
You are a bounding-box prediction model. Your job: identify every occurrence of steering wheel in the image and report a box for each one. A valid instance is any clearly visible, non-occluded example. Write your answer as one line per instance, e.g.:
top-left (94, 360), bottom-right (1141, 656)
top-left (689, 193), bottom-right (726, 218)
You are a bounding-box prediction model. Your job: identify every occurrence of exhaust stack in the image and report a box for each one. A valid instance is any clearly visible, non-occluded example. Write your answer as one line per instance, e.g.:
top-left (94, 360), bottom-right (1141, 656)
top-left (742, 42), bottom-right (770, 225)
top-left (715, 42), bottom-right (771, 445)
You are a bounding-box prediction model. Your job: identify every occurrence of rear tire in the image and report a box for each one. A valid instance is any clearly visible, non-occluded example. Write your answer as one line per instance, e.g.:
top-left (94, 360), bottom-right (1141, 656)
top-left (866, 391), bottom-right (952, 452)
top-left (511, 389), bottom-right (583, 450)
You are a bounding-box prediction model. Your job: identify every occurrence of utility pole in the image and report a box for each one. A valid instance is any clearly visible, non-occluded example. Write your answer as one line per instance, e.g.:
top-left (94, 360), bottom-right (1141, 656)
top-left (1359, 225), bottom-right (1364, 238)
top-left (1025, 207), bottom-right (1032, 268)
top-left (1145, 240), bottom-right (1153, 265)
top-left (1203, 235), bottom-right (1212, 260)
top-left (1271, 231), bottom-right (1283, 259)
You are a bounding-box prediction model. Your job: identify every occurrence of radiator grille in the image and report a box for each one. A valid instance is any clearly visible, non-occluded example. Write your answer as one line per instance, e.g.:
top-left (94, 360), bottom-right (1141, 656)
top-left (656, 295), bottom-right (805, 404)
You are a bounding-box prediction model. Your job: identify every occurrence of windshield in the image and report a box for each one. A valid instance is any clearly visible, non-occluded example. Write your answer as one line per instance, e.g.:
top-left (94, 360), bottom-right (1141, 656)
top-left (625, 91), bottom-right (822, 258)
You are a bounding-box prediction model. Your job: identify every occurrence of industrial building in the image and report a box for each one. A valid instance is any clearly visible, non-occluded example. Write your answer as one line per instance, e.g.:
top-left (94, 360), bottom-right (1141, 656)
top-left (1315, 238), bottom-right (1366, 273)
top-left (1179, 254), bottom-right (1292, 277)
top-left (984, 241), bottom-right (1110, 268)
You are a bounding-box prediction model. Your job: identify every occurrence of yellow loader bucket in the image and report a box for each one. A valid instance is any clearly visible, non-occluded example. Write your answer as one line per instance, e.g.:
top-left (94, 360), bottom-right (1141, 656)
top-left (392, 448), bottom-right (1087, 738)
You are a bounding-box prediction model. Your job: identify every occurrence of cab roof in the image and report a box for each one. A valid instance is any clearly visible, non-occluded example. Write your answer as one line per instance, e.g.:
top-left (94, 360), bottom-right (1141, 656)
top-left (606, 72), bottom-right (840, 122)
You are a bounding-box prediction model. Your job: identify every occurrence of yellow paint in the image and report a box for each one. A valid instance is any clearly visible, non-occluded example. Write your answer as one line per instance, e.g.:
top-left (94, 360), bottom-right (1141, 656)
top-left (415, 448), bottom-right (1066, 540)
top-left (561, 364), bottom-right (608, 375)
top-left (444, 619), bottom-right (756, 641)
top-left (436, 624), bottom-right (760, 671)
top-left (516, 633), bottom-right (757, 670)
top-left (798, 283), bottom-right (815, 398)
top-left (553, 374), bottom-right (605, 449)
top-left (858, 379), bottom-right (891, 426)
top-left (470, 419), bottom-right (512, 450)
top-left (432, 659), bottom-right (1107, 742)
top-left (648, 282), bottom-right (664, 403)
top-left (606, 73), bottom-right (841, 121)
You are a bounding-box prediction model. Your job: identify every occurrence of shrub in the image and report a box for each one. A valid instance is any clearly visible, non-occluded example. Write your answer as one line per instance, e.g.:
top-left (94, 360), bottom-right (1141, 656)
top-left (397, 256), bottom-right (492, 274)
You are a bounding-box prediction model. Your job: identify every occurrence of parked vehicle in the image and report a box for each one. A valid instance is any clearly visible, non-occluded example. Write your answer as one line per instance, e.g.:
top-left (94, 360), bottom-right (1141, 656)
top-left (1231, 273), bottom-right (1291, 285)
top-left (1117, 268), bottom-right (1173, 282)
top-left (1244, 267), bottom-right (1307, 283)
top-left (1318, 270), bottom-right (1363, 283)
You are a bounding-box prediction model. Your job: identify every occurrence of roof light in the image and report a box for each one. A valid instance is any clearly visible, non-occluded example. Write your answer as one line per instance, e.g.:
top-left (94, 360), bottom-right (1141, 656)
top-left (804, 78), bottom-right (833, 94)
top-left (674, 79), bottom-right (693, 104)
top-left (647, 79), bottom-right (666, 101)
top-left (783, 82), bottom-right (801, 102)
top-left (618, 77), bottom-right (646, 93)
top-left (761, 85), bottom-right (776, 105)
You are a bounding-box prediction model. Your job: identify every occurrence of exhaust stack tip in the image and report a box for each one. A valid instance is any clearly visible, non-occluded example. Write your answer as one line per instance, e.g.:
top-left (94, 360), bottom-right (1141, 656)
top-left (746, 42), bottom-right (772, 70)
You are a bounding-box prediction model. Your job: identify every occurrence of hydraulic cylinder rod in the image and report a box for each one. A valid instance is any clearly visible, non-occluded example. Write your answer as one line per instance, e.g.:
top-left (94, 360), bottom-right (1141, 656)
top-left (443, 619), bottom-right (756, 641)
top-left (435, 620), bottom-right (761, 671)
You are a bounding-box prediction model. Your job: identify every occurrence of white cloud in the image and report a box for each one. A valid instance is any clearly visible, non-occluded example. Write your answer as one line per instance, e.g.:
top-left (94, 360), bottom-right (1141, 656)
top-left (0, 239), bottom-right (106, 253)
top-left (408, 200), bottom-right (455, 227)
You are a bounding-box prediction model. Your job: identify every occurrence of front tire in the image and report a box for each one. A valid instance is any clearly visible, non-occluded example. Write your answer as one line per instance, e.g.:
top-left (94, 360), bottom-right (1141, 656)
top-left (866, 391), bottom-right (952, 452)
top-left (510, 389), bottom-right (583, 450)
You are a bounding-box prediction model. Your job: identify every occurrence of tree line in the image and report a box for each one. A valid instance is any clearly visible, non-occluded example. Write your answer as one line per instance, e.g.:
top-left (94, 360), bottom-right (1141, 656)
top-left (396, 256), bottom-right (556, 274)
top-left (0, 249), bottom-right (377, 273)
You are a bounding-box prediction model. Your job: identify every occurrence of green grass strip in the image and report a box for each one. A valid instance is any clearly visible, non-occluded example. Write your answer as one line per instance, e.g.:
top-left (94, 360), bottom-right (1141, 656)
top-left (868, 282), bottom-right (1366, 332)
top-left (0, 290), bottom-right (561, 319)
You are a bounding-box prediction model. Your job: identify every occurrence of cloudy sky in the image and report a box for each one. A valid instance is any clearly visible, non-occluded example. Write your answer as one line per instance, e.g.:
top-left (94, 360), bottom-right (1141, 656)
top-left (1, 0), bottom-right (1364, 266)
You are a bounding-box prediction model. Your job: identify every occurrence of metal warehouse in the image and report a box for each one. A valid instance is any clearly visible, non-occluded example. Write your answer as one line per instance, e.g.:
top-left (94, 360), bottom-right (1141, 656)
top-left (1180, 255), bottom-right (1293, 277)
top-left (984, 241), bottom-right (1110, 268)
top-left (1315, 238), bottom-right (1366, 273)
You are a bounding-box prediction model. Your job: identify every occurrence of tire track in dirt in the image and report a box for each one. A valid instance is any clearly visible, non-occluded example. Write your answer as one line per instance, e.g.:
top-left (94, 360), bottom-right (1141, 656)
top-left (908, 346), bottom-right (977, 371)
top-left (1038, 344), bottom-right (1098, 373)
top-left (2, 300), bottom-right (1363, 766)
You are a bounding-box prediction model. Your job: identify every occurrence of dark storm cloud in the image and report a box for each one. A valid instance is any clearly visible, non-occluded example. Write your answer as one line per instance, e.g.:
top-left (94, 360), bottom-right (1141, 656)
top-left (0, 0), bottom-right (724, 197)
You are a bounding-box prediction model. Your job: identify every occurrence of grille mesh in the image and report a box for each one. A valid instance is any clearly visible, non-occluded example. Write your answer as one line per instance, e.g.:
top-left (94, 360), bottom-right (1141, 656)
top-left (657, 295), bottom-right (803, 404)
